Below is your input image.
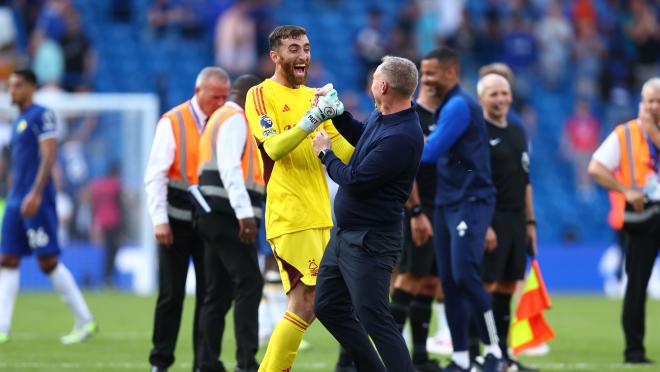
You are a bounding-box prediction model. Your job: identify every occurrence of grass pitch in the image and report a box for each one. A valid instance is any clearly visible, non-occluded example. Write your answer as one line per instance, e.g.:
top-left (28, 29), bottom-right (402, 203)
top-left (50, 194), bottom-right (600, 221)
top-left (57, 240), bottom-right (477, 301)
top-left (0, 292), bottom-right (658, 371)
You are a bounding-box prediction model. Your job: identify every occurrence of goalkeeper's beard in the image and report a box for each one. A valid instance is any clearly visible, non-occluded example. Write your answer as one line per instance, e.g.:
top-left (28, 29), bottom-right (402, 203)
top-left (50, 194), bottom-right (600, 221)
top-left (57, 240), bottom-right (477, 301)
top-left (283, 61), bottom-right (308, 87)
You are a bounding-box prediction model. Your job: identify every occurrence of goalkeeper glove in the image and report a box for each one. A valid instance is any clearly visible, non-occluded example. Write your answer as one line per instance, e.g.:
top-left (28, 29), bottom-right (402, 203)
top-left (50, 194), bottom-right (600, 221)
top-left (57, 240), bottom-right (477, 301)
top-left (298, 89), bottom-right (344, 134)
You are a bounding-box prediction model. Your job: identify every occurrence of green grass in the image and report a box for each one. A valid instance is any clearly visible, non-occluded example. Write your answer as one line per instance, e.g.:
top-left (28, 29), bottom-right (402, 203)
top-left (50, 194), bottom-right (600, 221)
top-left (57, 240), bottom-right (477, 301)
top-left (0, 293), bottom-right (659, 371)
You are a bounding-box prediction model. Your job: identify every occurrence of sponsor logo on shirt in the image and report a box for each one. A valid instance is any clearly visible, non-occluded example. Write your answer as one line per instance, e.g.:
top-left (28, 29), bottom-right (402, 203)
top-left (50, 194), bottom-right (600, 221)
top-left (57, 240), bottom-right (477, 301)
top-left (17, 119), bottom-right (27, 133)
top-left (263, 129), bottom-right (277, 137)
top-left (522, 152), bottom-right (530, 173)
top-left (489, 138), bottom-right (501, 146)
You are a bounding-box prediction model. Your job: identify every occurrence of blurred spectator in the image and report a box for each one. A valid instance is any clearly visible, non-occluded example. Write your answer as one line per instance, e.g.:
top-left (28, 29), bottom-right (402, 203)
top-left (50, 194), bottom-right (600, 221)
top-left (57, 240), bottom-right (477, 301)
top-left (355, 7), bottom-right (388, 78)
top-left (624, 0), bottom-right (660, 88)
top-left (561, 99), bottom-right (601, 201)
top-left (34, 0), bottom-right (72, 42)
top-left (501, 12), bottom-right (537, 97)
top-left (30, 30), bottom-right (64, 89)
top-left (111, 0), bottom-right (132, 22)
top-left (214, 1), bottom-right (257, 77)
top-left (472, 8), bottom-right (503, 66)
top-left (306, 61), bottom-right (335, 89)
top-left (0, 6), bottom-right (22, 90)
top-left (90, 163), bottom-right (123, 287)
top-left (14, 0), bottom-right (46, 36)
top-left (147, 0), bottom-right (182, 38)
top-left (571, 0), bottom-right (597, 27)
top-left (433, 0), bottom-right (466, 42)
top-left (59, 10), bottom-right (95, 92)
top-left (179, 0), bottom-right (204, 39)
top-left (573, 18), bottom-right (606, 98)
top-left (534, 0), bottom-right (573, 89)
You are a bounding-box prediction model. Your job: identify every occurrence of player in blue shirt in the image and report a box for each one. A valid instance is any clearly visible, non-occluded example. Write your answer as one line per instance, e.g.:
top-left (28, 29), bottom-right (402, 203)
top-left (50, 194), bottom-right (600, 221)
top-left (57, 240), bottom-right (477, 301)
top-left (0, 69), bottom-right (96, 344)
top-left (420, 49), bottom-right (505, 372)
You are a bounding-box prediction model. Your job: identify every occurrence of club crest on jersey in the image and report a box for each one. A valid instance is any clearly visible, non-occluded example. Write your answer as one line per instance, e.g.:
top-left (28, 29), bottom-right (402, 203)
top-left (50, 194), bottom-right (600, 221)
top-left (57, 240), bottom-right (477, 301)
top-left (260, 115), bottom-right (273, 129)
top-left (309, 259), bottom-right (319, 277)
top-left (16, 119), bottom-right (27, 133)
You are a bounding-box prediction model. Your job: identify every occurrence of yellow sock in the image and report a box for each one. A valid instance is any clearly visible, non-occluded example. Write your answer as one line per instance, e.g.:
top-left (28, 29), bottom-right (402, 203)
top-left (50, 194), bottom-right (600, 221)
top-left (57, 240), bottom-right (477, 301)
top-left (258, 311), bottom-right (309, 372)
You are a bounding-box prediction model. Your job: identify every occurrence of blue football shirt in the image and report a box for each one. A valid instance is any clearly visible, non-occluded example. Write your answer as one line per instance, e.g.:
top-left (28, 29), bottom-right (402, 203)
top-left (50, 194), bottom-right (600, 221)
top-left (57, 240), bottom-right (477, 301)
top-left (7, 104), bottom-right (58, 207)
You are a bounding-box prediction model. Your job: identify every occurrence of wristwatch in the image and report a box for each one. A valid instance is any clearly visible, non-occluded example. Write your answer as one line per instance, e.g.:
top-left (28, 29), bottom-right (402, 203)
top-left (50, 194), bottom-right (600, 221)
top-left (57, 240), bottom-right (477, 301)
top-left (409, 205), bottom-right (424, 217)
top-left (318, 149), bottom-right (330, 162)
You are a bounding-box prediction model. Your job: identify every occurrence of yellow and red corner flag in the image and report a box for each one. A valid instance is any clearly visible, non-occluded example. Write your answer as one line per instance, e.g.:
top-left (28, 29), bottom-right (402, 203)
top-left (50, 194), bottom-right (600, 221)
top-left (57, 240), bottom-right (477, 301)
top-left (510, 259), bottom-right (555, 355)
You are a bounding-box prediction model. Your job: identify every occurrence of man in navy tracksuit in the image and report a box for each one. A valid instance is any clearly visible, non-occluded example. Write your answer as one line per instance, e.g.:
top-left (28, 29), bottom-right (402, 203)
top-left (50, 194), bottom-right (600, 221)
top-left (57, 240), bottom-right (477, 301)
top-left (313, 56), bottom-right (422, 372)
top-left (420, 48), bottom-right (506, 372)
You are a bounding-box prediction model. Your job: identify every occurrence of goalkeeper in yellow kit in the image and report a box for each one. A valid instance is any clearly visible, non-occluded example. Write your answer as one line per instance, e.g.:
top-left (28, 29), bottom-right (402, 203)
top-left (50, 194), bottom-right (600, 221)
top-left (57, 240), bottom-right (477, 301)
top-left (244, 25), bottom-right (353, 372)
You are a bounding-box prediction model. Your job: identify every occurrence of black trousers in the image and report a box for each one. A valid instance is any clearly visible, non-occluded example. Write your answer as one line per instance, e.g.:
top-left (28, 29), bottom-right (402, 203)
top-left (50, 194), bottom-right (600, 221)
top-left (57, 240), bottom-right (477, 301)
top-left (149, 218), bottom-right (206, 370)
top-left (102, 227), bottom-right (120, 285)
top-left (315, 228), bottom-right (414, 372)
top-left (621, 223), bottom-right (660, 360)
top-left (196, 213), bottom-right (263, 372)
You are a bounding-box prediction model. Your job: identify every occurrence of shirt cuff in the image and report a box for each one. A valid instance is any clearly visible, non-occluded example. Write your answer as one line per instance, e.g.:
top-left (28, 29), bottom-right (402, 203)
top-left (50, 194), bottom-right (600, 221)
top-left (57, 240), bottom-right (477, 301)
top-left (152, 213), bottom-right (169, 227)
top-left (234, 205), bottom-right (255, 220)
top-left (321, 150), bottom-right (337, 165)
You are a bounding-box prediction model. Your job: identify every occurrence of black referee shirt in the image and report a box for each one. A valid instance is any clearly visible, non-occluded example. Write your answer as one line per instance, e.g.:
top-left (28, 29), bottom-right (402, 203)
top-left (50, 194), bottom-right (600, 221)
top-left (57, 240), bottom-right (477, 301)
top-left (486, 119), bottom-right (530, 211)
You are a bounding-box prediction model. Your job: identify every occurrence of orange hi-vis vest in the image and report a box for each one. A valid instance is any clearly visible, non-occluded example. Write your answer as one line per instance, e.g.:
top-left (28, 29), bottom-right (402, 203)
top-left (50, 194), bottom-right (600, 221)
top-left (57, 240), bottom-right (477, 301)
top-left (197, 105), bottom-right (265, 217)
top-left (163, 100), bottom-right (202, 222)
top-left (614, 119), bottom-right (660, 224)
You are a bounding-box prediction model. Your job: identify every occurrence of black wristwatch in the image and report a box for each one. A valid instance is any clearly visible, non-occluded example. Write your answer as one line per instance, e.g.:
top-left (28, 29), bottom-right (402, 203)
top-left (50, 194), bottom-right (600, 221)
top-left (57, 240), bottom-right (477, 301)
top-left (318, 149), bottom-right (330, 162)
top-left (409, 205), bottom-right (424, 217)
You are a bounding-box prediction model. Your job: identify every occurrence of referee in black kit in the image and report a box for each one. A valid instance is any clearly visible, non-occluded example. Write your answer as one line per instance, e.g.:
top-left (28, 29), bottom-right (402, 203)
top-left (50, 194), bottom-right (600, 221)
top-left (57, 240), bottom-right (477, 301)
top-left (477, 73), bottom-right (538, 371)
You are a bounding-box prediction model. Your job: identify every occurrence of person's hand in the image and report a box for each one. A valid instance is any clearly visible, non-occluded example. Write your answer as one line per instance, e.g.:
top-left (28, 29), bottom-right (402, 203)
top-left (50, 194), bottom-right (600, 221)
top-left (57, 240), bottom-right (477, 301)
top-left (624, 188), bottom-right (646, 212)
top-left (313, 83), bottom-right (334, 105)
top-left (484, 226), bottom-right (497, 253)
top-left (317, 89), bottom-right (344, 119)
top-left (410, 213), bottom-right (433, 246)
top-left (20, 191), bottom-right (42, 218)
top-left (527, 223), bottom-right (538, 257)
top-left (313, 129), bottom-right (331, 155)
top-left (239, 217), bottom-right (258, 245)
top-left (155, 223), bottom-right (173, 247)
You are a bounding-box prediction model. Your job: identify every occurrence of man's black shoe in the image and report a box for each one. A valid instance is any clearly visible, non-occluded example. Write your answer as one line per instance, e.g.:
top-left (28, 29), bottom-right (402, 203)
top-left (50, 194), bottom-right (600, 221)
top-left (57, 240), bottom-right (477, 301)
top-left (482, 354), bottom-right (507, 372)
top-left (508, 358), bottom-right (539, 371)
top-left (414, 359), bottom-right (443, 372)
top-left (625, 356), bottom-right (654, 364)
top-left (441, 361), bottom-right (470, 372)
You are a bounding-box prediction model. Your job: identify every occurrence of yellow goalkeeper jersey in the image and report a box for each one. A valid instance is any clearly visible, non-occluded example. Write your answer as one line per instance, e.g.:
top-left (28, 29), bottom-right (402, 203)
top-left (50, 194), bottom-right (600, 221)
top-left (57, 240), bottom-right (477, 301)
top-left (245, 78), bottom-right (353, 239)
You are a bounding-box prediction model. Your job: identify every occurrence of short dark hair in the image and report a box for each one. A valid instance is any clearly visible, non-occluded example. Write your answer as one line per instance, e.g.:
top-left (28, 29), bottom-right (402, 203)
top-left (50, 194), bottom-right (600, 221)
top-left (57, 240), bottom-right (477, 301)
top-left (12, 69), bottom-right (37, 86)
top-left (268, 25), bottom-right (307, 51)
top-left (231, 74), bottom-right (262, 97)
top-left (422, 47), bottom-right (460, 68)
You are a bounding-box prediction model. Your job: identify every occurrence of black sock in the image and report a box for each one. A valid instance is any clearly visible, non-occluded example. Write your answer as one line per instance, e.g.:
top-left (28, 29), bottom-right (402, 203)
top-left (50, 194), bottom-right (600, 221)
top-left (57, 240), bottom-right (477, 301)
top-left (468, 318), bottom-right (481, 363)
top-left (492, 292), bottom-right (513, 359)
top-left (390, 289), bottom-right (413, 333)
top-left (410, 295), bottom-right (433, 364)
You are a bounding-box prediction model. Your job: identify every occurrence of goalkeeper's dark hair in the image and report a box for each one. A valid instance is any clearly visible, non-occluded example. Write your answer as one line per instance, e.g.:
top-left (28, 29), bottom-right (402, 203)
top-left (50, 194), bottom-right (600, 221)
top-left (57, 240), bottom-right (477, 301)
top-left (12, 69), bottom-right (37, 86)
top-left (269, 25), bottom-right (307, 51)
top-left (422, 47), bottom-right (460, 72)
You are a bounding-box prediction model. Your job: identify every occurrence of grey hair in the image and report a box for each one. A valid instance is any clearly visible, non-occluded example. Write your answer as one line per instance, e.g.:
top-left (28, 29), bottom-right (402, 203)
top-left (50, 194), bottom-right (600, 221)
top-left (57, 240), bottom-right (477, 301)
top-left (195, 67), bottom-right (230, 88)
top-left (379, 55), bottom-right (418, 98)
top-left (641, 77), bottom-right (660, 99)
top-left (477, 73), bottom-right (511, 97)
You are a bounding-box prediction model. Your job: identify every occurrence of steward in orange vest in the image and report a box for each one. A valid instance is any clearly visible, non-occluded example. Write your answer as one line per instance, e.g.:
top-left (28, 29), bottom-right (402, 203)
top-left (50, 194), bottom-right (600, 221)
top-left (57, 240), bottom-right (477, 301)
top-left (144, 67), bottom-right (231, 371)
top-left (588, 77), bottom-right (660, 365)
top-left (194, 74), bottom-right (264, 372)
top-left (197, 106), bottom-right (265, 216)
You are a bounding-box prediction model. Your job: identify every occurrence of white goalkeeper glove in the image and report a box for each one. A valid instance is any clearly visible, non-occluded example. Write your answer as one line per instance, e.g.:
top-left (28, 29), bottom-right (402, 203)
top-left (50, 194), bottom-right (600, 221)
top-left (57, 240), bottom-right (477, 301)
top-left (298, 89), bottom-right (344, 134)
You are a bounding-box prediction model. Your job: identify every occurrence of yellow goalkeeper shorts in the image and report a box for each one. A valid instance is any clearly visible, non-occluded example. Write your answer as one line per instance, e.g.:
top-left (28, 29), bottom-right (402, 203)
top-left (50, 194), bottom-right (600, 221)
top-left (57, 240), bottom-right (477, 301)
top-left (268, 228), bottom-right (331, 293)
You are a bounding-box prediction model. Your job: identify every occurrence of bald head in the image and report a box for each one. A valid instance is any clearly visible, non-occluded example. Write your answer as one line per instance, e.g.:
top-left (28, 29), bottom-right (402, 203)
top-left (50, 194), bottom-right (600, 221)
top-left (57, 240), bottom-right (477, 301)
top-left (641, 77), bottom-right (660, 124)
top-left (477, 73), bottom-right (512, 125)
